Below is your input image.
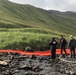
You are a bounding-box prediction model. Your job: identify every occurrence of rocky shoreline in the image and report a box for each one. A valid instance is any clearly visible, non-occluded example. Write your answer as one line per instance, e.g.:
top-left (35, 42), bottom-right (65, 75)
top-left (0, 52), bottom-right (76, 75)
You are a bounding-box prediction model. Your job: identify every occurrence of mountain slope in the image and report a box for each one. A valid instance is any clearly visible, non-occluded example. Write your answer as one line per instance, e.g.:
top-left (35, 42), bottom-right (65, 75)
top-left (0, 0), bottom-right (76, 35)
top-left (49, 10), bottom-right (76, 20)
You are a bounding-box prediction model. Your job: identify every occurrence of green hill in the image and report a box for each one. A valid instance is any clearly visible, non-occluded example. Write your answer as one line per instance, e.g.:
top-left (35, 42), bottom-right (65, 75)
top-left (49, 10), bottom-right (76, 20)
top-left (0, 0), bottom-right (76, 35)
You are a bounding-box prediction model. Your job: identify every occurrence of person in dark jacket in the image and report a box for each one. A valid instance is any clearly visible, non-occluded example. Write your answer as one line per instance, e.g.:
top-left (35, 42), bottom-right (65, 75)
top-left (69, 35), bottom-right (76, 58)
top-left (60, 35), bottom-right (67, 56)
top-left (49, 37), bottom-right (58, 59)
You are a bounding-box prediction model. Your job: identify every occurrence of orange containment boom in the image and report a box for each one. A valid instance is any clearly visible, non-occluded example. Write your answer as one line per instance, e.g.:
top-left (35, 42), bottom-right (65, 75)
top-left (0, 49), bottom-right (72, 56)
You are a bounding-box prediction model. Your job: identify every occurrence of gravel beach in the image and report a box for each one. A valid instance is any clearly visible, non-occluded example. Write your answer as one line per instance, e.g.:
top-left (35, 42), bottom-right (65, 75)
top-left (0, 52), bottom-right (76, 75)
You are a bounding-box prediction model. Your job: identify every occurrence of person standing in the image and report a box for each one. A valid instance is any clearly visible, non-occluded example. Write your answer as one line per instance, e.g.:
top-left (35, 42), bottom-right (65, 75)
top-left (49, 37), bottom-right (58, 59)
top-left (60, 35), bottom-right (67, 56)
top-left (68, 35), bottom-right (76, 58)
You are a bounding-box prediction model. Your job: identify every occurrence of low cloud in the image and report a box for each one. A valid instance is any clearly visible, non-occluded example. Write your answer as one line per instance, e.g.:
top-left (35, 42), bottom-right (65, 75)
top-left (9, 0), bottom-right (76, 12)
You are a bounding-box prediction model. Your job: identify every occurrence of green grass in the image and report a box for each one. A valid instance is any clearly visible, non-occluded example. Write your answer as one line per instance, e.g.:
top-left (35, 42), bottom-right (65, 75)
top-left (0, 28), bottom-right (73, 50)
top-left (0, 0), bottom-right (76, 50)
top-left (0, 0), bottom-right (76, 35)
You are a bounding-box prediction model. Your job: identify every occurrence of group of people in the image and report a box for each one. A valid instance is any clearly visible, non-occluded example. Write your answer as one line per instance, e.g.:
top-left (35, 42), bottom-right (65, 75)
top-left (49, 35), bottom-right (76, 59)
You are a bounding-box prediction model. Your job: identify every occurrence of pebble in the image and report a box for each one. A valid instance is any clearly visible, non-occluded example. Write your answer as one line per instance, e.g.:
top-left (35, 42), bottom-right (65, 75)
top-left (0, 53), bottom-right (76, 75)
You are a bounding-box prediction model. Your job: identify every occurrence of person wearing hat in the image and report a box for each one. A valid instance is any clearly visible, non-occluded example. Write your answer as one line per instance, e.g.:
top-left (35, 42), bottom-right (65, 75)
top-left (68, 35), bottom-right (76, 58)
top-left (60, 35), bottom-right (67, 56)
top-left (49, 37), bottom-right (58, 59)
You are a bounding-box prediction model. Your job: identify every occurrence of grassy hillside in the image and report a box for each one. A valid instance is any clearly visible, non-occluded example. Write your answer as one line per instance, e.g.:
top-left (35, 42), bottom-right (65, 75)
top-left (49, 10), bottom-right (76, 20)
top-left (0, 28), bottom-right (69, 50)
top-left (0, 0), bottom-right (76, 50)
top-left (0, 0), bottom-right (76, 35)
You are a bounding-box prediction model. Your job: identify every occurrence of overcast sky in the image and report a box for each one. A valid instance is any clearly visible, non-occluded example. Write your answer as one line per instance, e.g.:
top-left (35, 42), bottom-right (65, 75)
top-left (9, 0), bottom-right (76, 12)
